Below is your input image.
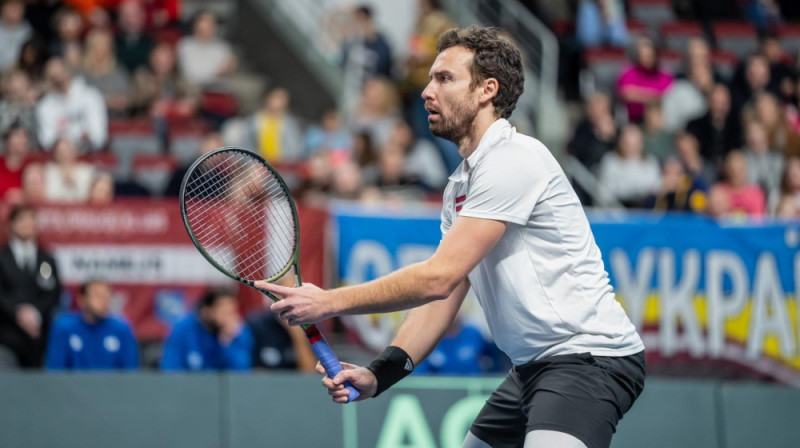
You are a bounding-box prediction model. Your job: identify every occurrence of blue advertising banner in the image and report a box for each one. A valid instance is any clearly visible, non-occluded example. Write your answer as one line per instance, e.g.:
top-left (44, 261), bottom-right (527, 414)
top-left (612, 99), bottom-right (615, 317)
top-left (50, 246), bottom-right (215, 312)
top-left (332, 204), bottom-right (800, 384)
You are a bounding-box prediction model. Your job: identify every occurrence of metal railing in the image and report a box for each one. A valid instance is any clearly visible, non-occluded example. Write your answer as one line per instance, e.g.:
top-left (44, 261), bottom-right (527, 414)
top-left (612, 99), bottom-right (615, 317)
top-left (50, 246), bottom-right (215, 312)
top-left (244, 0), bottom-right (346, 101)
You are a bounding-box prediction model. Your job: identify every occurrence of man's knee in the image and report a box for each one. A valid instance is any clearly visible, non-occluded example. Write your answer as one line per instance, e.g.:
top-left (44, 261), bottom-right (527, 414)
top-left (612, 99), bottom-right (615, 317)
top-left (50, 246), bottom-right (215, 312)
top-left (461, 431), bottom-right (493, 448)
top-left (524, 429), bottom-right (588, 448)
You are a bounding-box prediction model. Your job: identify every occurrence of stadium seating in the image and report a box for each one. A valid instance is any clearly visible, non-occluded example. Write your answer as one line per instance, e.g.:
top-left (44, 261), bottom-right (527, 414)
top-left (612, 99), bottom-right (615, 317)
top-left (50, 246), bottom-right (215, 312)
top-left (583, 47), bottom-right (628, 94)
top-left (711, 50), bottom-right (739, 80)
top-left (80, 152), bottom-right (118, 172)
top-left (627, 20), bottom-right (650, 41)
top-left (200, 90), bottom-right (239, 118)
top-left (551, 19), bottom-right (573, 38)
top-left (630, 0), bottom-right (676, 33)
top-left (659, 48), bottom-right (684, 75)
top-left (660, 21), bottom-right (705, 52)
top-left (132, 154), bottom-right (178, 196)
top-left (712, 22), bottom-right (759, 59)
top-left (154, 28), bottom-right (183, 46)
top-left (169, 119), bottom-right (208, 165)
top-left (24, 152), bottom-right (50, 165)
top-left (777, 23), bottom-right (800, 57)
top-left (108, 119), bottom-right (162, 179)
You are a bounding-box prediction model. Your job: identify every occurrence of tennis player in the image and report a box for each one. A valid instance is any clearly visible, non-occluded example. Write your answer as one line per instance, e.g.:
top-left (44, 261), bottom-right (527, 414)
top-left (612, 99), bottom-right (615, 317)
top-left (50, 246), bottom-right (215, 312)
top-left (260, 25), bottom-right (645, 448)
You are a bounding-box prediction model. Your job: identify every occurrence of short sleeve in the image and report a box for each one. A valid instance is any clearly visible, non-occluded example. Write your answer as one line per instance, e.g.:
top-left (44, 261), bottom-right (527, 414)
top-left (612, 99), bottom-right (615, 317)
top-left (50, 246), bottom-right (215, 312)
top-left (440, 183), bottom-right (455, 238)
top-left (459, 147), bottom-right (548, 225)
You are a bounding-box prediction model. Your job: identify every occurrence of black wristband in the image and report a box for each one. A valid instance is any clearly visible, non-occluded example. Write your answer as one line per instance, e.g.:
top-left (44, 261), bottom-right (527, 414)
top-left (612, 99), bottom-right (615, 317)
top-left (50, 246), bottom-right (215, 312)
top-left (366, 346), bottom-right (414, 397)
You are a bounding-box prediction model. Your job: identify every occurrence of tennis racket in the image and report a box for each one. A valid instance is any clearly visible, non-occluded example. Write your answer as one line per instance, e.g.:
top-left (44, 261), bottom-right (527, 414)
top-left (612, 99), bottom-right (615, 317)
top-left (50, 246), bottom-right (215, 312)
top-left (180, 146), bottom-right (359, 402)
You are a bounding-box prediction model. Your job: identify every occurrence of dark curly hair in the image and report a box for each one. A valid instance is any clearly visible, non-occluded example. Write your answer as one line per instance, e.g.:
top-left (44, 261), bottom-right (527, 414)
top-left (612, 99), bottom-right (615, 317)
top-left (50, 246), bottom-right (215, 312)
top-left (436, 26), bottom-right (524, 119)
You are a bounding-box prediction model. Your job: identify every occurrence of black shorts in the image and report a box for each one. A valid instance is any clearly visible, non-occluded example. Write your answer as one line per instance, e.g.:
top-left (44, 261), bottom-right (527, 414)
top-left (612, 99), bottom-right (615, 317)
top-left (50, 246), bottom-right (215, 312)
top-left (469, 351), bottom-right (646, 448)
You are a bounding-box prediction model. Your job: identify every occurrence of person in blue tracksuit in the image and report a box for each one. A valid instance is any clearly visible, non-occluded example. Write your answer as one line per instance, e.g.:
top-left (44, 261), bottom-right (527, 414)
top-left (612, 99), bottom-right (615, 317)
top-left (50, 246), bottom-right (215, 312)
top-left (161, 288), bottom-right (252, 371)
top-left (413, 318), bottom-right (492, 376)
top-left (45, 280), bottom-right (138, 370)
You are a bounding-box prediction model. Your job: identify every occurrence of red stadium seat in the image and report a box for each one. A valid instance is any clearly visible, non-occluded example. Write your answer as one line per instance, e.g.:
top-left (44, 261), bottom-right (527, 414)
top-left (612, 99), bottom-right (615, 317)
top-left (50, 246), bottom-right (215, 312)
top-left (272, 161), bottom-right (309, 181)
top-left (169, 119), bottom-right (208, 165)
top-left (153, 28), bottom-right (183, 46)
top-left (132, 154), bottom-right (178, 195)
top-left (660, 21), bottom-right (705, 52)
top-left (108, 119), bottom-right (162, 179)
top-left (777, 23), bottom-right (800, 57)
top-left (712, 22), bottom-right (758, 59)
top-left (583, 47), bottom-right (629, 94)
top-left (551, 20), bottom-right (574, 38)
top-left (200, 90), bottom-right (238, 117)
top-left (23, 152), bottom-right (50, 165)
top-left (108, 118), bottom-right (154, 136)
top-left (659, 48), bottom-right (684, 75)
top-left (626, 20), bottom-right (650, 41)
top-left (630, 0), bottom-right (676, 33)
top-left (80, 152), bottom-right (119, 172)
top-left (711, 50), bottom-right (739, 80)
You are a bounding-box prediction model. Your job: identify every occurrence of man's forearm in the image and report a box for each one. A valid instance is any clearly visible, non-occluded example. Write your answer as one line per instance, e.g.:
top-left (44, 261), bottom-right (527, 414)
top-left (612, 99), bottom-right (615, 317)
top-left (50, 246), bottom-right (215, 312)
top-left (328, 260), bottom-right (457, 316)
top-left (391, 279), bottom-right (470, 365)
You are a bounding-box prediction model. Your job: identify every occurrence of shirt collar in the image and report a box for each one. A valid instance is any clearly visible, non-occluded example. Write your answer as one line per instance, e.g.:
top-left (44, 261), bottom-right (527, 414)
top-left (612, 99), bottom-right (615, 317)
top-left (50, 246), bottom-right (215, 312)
top-left (9, 237), bottom-right (35, 267)
top-left (448, 119), bottom-right (514, 182)
top-left (9, 237), bottom-right (35, 253)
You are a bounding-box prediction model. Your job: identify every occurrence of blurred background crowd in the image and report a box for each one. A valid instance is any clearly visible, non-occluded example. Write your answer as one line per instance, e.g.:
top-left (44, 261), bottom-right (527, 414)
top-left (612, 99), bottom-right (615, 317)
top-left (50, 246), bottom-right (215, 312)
top-left (2, 0), bottom-right (800, 376)
top-left (1, 0), bottom-right (799, 222)
top-left (555, 0), bottom-right (800, 219)
top-left (0, 0), bottom-right (457, 212)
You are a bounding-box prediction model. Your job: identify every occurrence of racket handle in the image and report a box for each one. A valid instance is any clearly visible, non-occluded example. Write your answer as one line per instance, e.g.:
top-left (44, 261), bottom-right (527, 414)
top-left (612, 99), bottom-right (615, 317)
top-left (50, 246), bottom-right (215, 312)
top-left (309, 336), bottom-right (361, 403)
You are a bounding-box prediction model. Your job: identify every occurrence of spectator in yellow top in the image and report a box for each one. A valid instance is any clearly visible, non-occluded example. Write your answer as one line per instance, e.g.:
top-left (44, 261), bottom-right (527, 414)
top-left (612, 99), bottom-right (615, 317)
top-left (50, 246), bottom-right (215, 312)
top-left (249, 87), bottom-right (303, 163)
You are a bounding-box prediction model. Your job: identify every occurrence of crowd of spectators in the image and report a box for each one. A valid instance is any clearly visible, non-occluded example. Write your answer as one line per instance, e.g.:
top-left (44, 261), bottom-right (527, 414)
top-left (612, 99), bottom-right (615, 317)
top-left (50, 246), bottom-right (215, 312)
top-left (557, 0), bottom-right (800, 219)
top-left (0, 0), bottom-right (463, 373)
top-left (0, 203), bottom-right (319, 372)
top-left (0, 0), bottom-right (461, 212)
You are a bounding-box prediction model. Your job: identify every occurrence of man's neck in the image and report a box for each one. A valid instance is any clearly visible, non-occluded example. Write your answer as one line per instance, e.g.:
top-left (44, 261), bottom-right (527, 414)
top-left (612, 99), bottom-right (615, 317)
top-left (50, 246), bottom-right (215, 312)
top-left (57, 81), bottom-right (71, 96)
top-left (711, 111), bottom-right (726, 127)
top-left (457, 114), bottom-right (500, 159)
top-left (82, 310), bottom-right (98, 324)
top-left (11, 236), bottom-right (33, 245)
top-left (5, 154), bottom-right (24, 169)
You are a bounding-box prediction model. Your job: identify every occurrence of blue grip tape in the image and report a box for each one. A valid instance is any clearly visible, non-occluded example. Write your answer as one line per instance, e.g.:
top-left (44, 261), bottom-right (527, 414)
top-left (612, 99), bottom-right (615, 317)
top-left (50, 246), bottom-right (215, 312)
top-left (310, 338), bottom-right (360, 403)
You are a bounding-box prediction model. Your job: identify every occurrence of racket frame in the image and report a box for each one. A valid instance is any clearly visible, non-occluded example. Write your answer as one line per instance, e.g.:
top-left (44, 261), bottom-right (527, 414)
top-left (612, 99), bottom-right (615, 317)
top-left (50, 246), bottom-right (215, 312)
top-left (179, 146), bottom-right (359, 402)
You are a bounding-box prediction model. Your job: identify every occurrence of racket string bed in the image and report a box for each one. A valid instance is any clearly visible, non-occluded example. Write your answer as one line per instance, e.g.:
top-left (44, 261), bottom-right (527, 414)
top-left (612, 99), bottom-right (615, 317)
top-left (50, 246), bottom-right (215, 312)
top-left (181, 147), bottom-right (360, 402)
top-left (185, 153), bottom-right (295, 280)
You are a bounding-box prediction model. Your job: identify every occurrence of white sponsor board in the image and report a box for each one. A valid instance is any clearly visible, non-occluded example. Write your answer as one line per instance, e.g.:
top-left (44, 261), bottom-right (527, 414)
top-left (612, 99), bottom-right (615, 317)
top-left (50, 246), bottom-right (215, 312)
top-left (53, 245), bottom-right (232, 285)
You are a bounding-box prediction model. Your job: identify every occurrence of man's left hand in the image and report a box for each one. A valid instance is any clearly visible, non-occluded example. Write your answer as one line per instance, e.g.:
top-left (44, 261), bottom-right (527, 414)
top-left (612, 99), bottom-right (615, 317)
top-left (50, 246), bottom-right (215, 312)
top-left (255, 281), bottom-right (334, 325)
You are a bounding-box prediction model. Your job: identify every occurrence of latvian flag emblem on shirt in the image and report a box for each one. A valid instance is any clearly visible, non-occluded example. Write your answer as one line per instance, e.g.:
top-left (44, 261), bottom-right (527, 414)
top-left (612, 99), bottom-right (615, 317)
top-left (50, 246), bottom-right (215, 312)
top-left (455, 195), bottom-right (466, 212)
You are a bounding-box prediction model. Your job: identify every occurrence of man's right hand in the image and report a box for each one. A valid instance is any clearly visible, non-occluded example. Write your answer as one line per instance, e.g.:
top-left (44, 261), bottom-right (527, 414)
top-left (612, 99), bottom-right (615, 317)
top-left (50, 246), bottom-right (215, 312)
top-left (16, 304), bottom-right (41, 339)
top-left (316, 362), bottom-right (377, 404)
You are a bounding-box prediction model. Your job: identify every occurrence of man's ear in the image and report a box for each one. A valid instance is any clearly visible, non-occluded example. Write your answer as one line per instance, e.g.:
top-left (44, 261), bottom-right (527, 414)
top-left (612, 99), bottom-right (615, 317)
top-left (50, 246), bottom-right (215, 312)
top-left (479, 78), bottom-right (499, 105)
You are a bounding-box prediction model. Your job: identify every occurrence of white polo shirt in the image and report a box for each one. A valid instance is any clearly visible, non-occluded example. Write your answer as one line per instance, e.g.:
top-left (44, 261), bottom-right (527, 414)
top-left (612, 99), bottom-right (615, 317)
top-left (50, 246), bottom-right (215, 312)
top-left (441, 119), bottom-right (644, 365)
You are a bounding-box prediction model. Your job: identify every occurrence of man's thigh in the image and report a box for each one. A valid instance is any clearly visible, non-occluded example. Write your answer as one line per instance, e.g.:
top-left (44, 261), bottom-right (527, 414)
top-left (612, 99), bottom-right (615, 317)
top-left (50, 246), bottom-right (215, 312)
top-left (469, 352), bottom-right (645, 448)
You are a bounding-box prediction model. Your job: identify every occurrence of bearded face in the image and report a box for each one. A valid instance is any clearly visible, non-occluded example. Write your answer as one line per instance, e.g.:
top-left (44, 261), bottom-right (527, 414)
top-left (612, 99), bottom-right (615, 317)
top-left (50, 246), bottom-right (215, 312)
top-left (427, 89), bottom-right (480, 144)
top-left (422, 46), bottom-right (485, 148)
